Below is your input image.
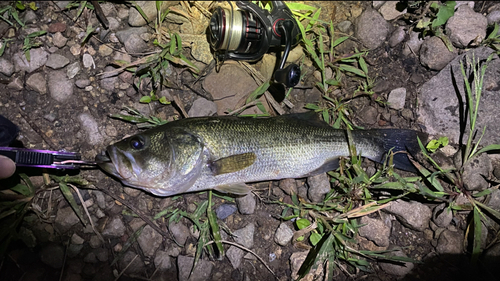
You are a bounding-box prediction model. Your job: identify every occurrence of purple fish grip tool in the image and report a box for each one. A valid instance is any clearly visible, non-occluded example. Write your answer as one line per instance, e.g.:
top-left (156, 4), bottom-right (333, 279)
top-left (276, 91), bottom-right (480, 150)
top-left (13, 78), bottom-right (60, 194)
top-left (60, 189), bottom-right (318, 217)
top-left (0, 147), bottom-right (85, 169)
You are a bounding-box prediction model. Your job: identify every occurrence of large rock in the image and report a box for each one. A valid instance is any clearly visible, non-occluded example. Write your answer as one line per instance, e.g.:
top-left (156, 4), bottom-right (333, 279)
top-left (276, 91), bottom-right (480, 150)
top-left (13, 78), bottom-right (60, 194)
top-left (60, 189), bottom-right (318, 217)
top-left (418, 47), bottom-right (500, 146)
top-left (446, 5), bottom-right (487, 48)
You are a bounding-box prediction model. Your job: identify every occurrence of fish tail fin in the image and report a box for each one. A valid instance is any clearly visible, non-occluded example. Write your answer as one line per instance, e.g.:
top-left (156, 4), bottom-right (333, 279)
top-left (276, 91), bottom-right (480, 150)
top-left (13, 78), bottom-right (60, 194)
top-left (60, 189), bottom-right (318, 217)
top-left (356, 129), bottom-right (428, 172)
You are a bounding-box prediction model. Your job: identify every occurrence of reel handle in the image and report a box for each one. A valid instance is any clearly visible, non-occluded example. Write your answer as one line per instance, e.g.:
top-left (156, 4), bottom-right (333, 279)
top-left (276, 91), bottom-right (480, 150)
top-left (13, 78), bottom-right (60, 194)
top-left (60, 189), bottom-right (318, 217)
top-left (274, 20), bottom-right (300, 87)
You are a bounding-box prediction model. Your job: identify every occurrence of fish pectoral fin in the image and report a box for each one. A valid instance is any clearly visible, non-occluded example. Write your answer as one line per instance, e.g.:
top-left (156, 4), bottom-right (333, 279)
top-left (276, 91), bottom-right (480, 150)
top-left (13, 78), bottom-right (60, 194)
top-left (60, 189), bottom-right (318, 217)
top-left (301, 158), bottom-right (340, 177)
top-left (214, 183), bottom-right (252, 195)
top-left (209, 152), bottom-right (257, 175)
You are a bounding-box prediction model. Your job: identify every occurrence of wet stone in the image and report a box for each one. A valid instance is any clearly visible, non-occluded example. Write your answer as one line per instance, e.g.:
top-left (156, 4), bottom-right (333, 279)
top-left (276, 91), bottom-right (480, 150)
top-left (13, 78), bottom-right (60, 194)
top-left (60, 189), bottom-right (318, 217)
top-left (137, 225), bottom-right (162, 257)
top-left (236, 192), bottom-right (256, 215)
top-left (177, 255), bottom-right (214, 281)
top-left (102, 216), bottom-right (126, 238)
top-left (46, 53), bottom-right (70, 69)
top-left (274, 222), bottom-right (294, 246)
top-left (216, 204), bottom-right (237, 220)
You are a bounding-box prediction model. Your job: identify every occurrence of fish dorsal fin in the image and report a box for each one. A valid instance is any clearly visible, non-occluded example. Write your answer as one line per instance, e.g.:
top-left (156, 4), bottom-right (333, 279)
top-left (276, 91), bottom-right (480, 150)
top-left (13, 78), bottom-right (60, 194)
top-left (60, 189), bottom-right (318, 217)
top-left (209, 152), bottom-right (257, 175)
top-left (215, 183), bottom-right (252, 195)
top-left (276, 112), bottom-right (330, 128)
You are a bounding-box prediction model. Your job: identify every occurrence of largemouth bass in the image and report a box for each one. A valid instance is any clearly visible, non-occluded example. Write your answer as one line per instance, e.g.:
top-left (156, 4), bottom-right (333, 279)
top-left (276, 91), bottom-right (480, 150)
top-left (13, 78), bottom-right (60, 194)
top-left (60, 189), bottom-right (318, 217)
top-left (96, 113), bottom-right (427, 197)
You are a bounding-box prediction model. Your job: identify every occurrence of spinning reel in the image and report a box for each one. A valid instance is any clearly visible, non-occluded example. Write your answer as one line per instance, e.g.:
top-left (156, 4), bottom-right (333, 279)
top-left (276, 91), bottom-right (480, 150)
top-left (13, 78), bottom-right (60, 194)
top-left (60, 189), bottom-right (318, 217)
top-left (208, 1), bottom-right (301, 87)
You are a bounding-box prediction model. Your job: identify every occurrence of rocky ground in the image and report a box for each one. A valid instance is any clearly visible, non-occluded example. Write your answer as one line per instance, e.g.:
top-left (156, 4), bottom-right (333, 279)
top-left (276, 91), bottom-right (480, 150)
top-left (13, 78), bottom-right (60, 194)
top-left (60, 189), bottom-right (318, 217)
top-left (1, 1), bottom-right (500, 281)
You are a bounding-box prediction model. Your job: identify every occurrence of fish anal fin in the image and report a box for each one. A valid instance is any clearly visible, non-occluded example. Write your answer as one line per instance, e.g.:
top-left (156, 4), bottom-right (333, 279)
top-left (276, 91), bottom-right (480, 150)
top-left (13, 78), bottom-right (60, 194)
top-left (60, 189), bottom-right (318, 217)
top-left (214, 183), bottom-right (251, 195)
top-left (210, 152), bottom-right (257, 175)
top-left (302, 158), bottom-right (340, 178)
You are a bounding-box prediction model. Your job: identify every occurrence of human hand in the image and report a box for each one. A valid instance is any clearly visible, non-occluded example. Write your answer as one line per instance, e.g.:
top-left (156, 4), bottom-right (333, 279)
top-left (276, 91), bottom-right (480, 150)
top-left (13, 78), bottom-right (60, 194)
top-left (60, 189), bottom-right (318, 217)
top-left (0, 155), bottom-right (16, 179)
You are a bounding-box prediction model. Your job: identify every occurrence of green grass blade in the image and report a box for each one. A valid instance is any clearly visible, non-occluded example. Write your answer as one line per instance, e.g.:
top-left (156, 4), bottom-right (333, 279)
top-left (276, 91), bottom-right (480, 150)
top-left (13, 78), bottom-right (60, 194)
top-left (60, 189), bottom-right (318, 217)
top-left (471, 206), bottom-right (481, 264)
top-left (207, 191), bottom-right (224, 260)
top-left (58, 182), bottom-right (85, 225)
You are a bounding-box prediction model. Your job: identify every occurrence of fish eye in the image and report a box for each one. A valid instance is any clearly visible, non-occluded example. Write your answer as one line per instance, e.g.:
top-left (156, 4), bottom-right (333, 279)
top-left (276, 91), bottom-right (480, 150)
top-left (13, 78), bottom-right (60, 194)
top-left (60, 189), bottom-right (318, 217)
top-left (130, 136), bottom-right (145, 150)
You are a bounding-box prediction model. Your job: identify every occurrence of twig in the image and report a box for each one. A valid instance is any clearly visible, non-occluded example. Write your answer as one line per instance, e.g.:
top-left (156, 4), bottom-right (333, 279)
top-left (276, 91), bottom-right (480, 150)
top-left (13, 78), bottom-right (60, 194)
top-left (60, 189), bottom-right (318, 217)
top-left (173, 95), bottom-right (189, 118)
top-left (226, 100), bottom-right (260, 115)
top-left (90, 1), bottom-right (109, 29)
top-left (191, 1), bottom-right (213, 19)
top-left (203, 240), bottom-right (276, 278)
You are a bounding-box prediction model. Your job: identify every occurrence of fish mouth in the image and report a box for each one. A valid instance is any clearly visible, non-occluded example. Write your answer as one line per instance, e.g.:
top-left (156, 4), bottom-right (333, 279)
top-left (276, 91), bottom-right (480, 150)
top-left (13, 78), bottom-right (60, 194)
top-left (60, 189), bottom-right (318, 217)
top-left (95, 147), bottom-right (123, 179)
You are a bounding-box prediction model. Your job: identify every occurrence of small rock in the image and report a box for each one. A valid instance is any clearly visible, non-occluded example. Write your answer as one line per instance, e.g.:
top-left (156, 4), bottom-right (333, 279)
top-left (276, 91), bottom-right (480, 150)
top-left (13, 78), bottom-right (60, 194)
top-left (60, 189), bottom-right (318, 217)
top-left (7, 77), bottom-right (23, 91)
top-left (107, 17), bottom-right (120, 31)
top-left (215, 204), bottom-right (237, 220)
top-left (54, 207), bottom-right (80, 233)
top-left (46, 53), bottom-right (70, 69)
top-left (177, 255), bottom-right (214, 281)
top-left (387, 87), bottom-right (406, 110)
top-left (84, 252), bottom-right (97, 263)
top-left (379, 1), bottom-right (407, 20)
top-left (48, 70), bottom-right (73, 102)
top-left (48, 22), bottom-right (67, 33)
top-left (71, 233), bottom-right (85, 245)
top-left (39, 243), bottom-right (65, 269)
top-left (102, 216), bottom-right (126, 238)
top-left (82, 53), bottom-right (95, 69)
top-left (290, 251), bottom-right (310, 281)
top-left (124, 33), bottom-right (149, 54)
top-left (337, 20), bottom-right (353, 33)
top-left (26, 72), bottom-right (47, 94)
top-left (358, 216), bottom-right (390, 247)
top-left (236, 192), bottom-right (256, 215)
top-left (154, 251), bottom-right (172, 271)
top-left (78, 113), bottom-right (104, 145)
top-left (95, 248), bottom-right (108, 262)
top-left (379, 246), bottom-right (414, 276)
top-left (98, 44), bottom-right (113, 56)
top-left (13, 49), bottom-right (48, 73)
top-left (355, 9), bottom-right (391, 49)
top-left (23, 10), bottom-right (37, 24)
top-left (67, 62), bottom-right (80, 79)
top-left (307, 173), bottom-right (331, 203)
top-left (234, 223), bottom-right (255, 248)
top-left (359, 106), bottom-right (378, 125)
top-left (226, 246), bottom-right (244, 269)
top-left (137, 225), bottom-right (162, 257)
top-left (274, 222), bottom-right (294, 246)
top-left (124, 187), bottom-right (141, 197)
top-left (169, 221), bottom-right (190, 246)
top-left (100, 65), bottom-right (119, 91)
top-left (403, 31), bottom-right (424, 56)
top-left (279, 178), bottom-right (298, 195)
top-left (75, 79), bottom-right (91, 89)
top-left (487, 10), bottom-right (500, 25)
top-left (388, 26), bottom-right (406, 47)
top-left (89, 235), bottom-right (102, 248)
top-left (458, 153), bottom-right (492, 191)
top-left (188, 98), bottom-right (218, 117)
top-left (384, 199), bottom-right (431, 231)
top-left (419, 36), bottom-right (456, 71)
top-left (432, 203), bottom-right (453, 227)
top-left (53, 32), bottom-right (68, 48)
top-left (0, 58), bottom-right (14, 76)
top-left (118, 251), bottom-right (146, 274)
top-left (436, 229), bottom-right (464, 254)
top-left (446, 5), bottom-right (487, 48)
